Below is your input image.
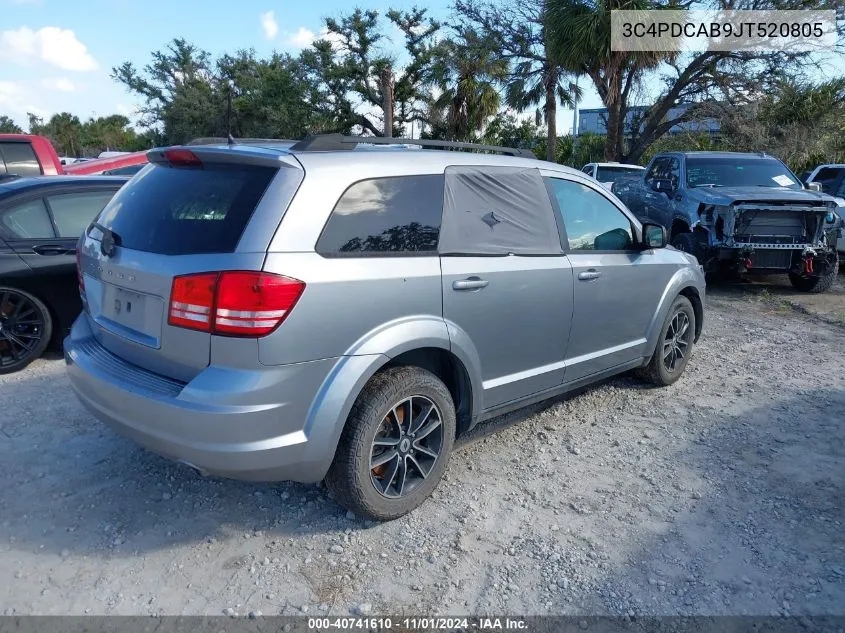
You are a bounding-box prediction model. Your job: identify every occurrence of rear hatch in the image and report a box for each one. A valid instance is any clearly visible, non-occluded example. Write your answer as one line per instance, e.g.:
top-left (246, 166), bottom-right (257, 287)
top-left (77, 146), bottom-right (304, 382)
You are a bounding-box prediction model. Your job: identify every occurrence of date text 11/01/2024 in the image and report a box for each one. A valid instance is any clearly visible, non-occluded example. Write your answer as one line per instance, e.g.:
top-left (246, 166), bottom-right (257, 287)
top-left (307, 617), bottom-right (527, 630)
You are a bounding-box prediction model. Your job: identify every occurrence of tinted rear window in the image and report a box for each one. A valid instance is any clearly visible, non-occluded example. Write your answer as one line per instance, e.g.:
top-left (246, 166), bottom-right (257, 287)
top-left (0, 142), bottom-right (42, 177)
top-left (594, 165), bottom-right (643, 181)
top-left (103, 164), bottom-right (145, 176)
top-left (94, 163), bottom-right (277, 255)
top-left (316, 175), bottom-right (444, 256)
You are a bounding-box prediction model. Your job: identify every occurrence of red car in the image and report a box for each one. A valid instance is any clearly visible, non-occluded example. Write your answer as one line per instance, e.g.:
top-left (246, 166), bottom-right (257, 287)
top-left (0, 134), bottom-right (64, 176)
top-left (64, 150), bottom-right (148, 176)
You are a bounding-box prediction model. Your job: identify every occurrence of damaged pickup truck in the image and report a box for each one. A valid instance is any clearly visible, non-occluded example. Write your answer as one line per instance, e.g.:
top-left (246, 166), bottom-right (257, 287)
top-left (614, 151), bottom-right (842, 293)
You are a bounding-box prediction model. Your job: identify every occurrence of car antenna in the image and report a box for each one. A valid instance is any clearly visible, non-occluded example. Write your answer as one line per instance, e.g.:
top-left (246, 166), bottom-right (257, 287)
top-left (226, 79), bottom-right (235, 147)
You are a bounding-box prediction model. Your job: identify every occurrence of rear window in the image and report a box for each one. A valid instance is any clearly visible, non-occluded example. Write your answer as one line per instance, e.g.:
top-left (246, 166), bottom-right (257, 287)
top-left (0, 142), bottom-right (42, 177)
top-left (594, 165), bottom-right (643, 181)
top-left (316, 175), bottom-right (444, 256)
top-left (103, 164), bottom-right (145, 176)
top-left (94, 163), bottom-right (277, 255)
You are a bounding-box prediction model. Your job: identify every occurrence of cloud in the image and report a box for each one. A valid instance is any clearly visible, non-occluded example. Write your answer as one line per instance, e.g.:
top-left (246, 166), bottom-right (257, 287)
top-left (41, 77), bottom-right (76, 92)
top-left (285, 26), bottom-right (315, 48)
top-left (316, 27), bottom-right (345, 51)
top-left (0, 80), bottom-right (24, 101)
top-left (0, 26), bottom-right (98, 71)
top-left (260, 11), bottom-right (278, 40)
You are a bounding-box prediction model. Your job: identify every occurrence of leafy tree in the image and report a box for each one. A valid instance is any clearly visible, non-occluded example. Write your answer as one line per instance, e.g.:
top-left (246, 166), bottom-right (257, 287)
top-left (430, 29), bottom-right (509, 141)
top-left (478, 112), bottom-right (542, 149)
top-left (82, 115), bottom-right (137, 152)
top-left (455, 0), bottom-right (580, 161)
top-left (718, 78), bottom-right (845, 173)
top-left (303, 7), bottom-right (442, 136)
top-left (217, 50), bottom-right (323, 139)
top-left (113, 38), bottom-right (222, 144)
top-left (34, 112), bottom-right (84, 156)
top-left (27, 113), bottom-right (45, 135)
top-left (0, 116), bottom-right (22, 133)
top-left (546, 0), bottom-right (843, 163)
top-left (115, 38), bottom-right (339, 143)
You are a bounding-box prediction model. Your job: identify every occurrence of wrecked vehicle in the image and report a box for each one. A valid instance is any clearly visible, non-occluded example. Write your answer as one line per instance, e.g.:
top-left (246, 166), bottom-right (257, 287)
top-left (614, 151), bottom-right (841, 293)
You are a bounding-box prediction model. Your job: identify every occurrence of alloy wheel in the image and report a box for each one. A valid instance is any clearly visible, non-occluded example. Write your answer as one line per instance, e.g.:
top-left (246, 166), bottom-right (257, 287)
top-left (662, 310), bottom-right (691, 372)
top-left (370, 395), bottom-right (444, 499)
top-left (0, 290), bottom-right (45, 369)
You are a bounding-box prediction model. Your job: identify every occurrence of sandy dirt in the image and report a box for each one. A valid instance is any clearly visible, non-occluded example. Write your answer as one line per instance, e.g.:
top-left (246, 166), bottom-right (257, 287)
top-left (1, 273), bottom-right (844, 617)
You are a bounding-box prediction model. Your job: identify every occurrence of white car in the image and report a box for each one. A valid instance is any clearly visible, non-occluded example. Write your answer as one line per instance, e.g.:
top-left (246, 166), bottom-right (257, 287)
top-left (581, 162), bottom-right (646, 191)
top-left (802, 164), bottom-right (845, 255)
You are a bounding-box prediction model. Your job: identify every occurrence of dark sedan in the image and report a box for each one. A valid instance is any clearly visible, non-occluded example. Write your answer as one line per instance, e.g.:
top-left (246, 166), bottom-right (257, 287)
top-left (0, 175), bottom-right (128, 373)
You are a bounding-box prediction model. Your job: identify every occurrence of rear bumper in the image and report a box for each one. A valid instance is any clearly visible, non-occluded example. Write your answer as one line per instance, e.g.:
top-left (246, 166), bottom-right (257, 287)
top-left (64, 316), bottom-right (341, 482)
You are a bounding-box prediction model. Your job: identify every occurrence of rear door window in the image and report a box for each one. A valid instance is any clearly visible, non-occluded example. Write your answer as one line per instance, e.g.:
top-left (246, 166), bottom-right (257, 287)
top-left (47, 190), bottom-right (117, 238)
top-left (439, 166), bottom-right (562, 255)
top-left (0, 142), bottom-right (42, 177)
top-left (0, 198), bottom-right (55, 239)
top-left (316, 175), bottom-right (444, 256)
top-left (94, 163), bottom-right (277, 255)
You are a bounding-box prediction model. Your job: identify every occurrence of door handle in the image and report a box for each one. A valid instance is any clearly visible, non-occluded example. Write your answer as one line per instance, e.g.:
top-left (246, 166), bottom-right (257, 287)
top-left (577, 270), bottom-right (602, 281)
top-left (32, 245), bottom-right (72, 256)
top-left (452, 277), bottom-right (489, 291)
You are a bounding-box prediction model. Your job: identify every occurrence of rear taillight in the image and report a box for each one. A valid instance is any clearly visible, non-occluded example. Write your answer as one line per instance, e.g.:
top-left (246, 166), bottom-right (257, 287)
top-left (168, 271), bottom-right (305, 337)
top-left (169, 273), bottom-right (217, 330)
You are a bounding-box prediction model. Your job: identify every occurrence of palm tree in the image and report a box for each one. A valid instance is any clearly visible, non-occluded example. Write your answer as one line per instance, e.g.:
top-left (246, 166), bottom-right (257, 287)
top-left (545, 0), bottom-right (671, 160)
top-left (505, 59), bottom-right (579, 162)
top-left (431, 30), bottom-right (509, 142)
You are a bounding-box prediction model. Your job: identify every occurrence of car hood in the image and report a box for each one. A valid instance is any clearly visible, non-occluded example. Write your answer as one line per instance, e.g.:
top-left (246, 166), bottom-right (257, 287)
top-left (686, 186), bottom-right (835, 206)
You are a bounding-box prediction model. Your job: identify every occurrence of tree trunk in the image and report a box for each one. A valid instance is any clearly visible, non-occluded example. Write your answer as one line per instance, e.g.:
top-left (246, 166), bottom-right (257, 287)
top-left (545, 66), bottom-right (557, 162)
top-left (604, 102), bottom-right (622, 161)
top-left (381, 67), bottom-right (394, 138)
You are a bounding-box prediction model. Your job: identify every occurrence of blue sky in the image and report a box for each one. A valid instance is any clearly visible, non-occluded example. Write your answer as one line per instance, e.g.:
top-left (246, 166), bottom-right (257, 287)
top-left (0, 0), bottom-right (602, 134)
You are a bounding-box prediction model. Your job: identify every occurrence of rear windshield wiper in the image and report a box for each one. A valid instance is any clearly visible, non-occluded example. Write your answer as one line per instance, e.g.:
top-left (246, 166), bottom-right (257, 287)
top-left (87, 222), bottom-right (122, 246)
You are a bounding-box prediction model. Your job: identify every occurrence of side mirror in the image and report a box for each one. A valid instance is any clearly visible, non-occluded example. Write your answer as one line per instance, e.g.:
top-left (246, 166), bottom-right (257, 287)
top-left (807, 181), bottom-right (822, 192)
top-left (642, 223), bottom-right (666, 249)
top-left (651, 178), bottom-right (674, 193)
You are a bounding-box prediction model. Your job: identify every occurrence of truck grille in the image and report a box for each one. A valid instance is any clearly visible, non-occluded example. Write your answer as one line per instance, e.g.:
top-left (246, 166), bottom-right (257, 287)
top-left (734, 210), bottom-right (805, 244)
top-left (750, 249), bottom-right (793, 270)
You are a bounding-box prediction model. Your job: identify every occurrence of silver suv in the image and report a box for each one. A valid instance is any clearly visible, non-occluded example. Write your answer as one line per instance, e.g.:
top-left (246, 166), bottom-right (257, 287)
top-left (64, 135), bottom-right (705, 520)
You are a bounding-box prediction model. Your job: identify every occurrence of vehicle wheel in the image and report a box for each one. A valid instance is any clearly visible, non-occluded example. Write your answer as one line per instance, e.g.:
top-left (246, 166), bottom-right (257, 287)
top-left (0, 287), bottom-right (52, 374)
top-left (636, 295), bottom-right (695, 387)
top-left (671, 232), bottom-right (702, 261)
top-left (788, 250), bottom-right (839, 293)
top-left (325, 366), bottom-right (456, 521)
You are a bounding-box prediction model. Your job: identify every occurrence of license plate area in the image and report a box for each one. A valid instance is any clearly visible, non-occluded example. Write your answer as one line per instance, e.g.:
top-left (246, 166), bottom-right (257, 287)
top-left (97, 284), bottom-right (164, 348)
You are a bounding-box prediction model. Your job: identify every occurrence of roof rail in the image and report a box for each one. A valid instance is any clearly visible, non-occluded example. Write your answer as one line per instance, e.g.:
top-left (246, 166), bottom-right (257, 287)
top-left (289, 134), bottom-right (538, 159)
top-left (187, 137), bottom-right (299, 146)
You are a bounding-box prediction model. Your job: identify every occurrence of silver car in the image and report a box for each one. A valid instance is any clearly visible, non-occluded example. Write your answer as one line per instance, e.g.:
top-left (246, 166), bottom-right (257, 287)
top-left (64, 136), bottom-right (705, 520)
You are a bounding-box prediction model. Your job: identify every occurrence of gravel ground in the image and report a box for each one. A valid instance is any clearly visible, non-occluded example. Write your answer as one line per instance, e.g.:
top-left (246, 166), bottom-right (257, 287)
top-left (0, 284), bottom-right (844, 617)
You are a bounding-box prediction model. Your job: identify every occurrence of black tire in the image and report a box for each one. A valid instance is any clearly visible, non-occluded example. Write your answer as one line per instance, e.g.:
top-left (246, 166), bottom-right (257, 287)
top-left (325, 366), bottom-right (456, 521)
top-left (636, 295), bottom-right (696, 387)
top-left (671, 232), bottom-right (702, 261)
top-left (0, 286), bottom-right (52, 374)
top-left (788, 250), bottom-right (839, 293)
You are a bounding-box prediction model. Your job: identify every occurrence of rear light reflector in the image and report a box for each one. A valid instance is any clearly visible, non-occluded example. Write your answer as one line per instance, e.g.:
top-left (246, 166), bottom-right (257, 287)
top-left (168, 271), bottom-right (305, 337)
